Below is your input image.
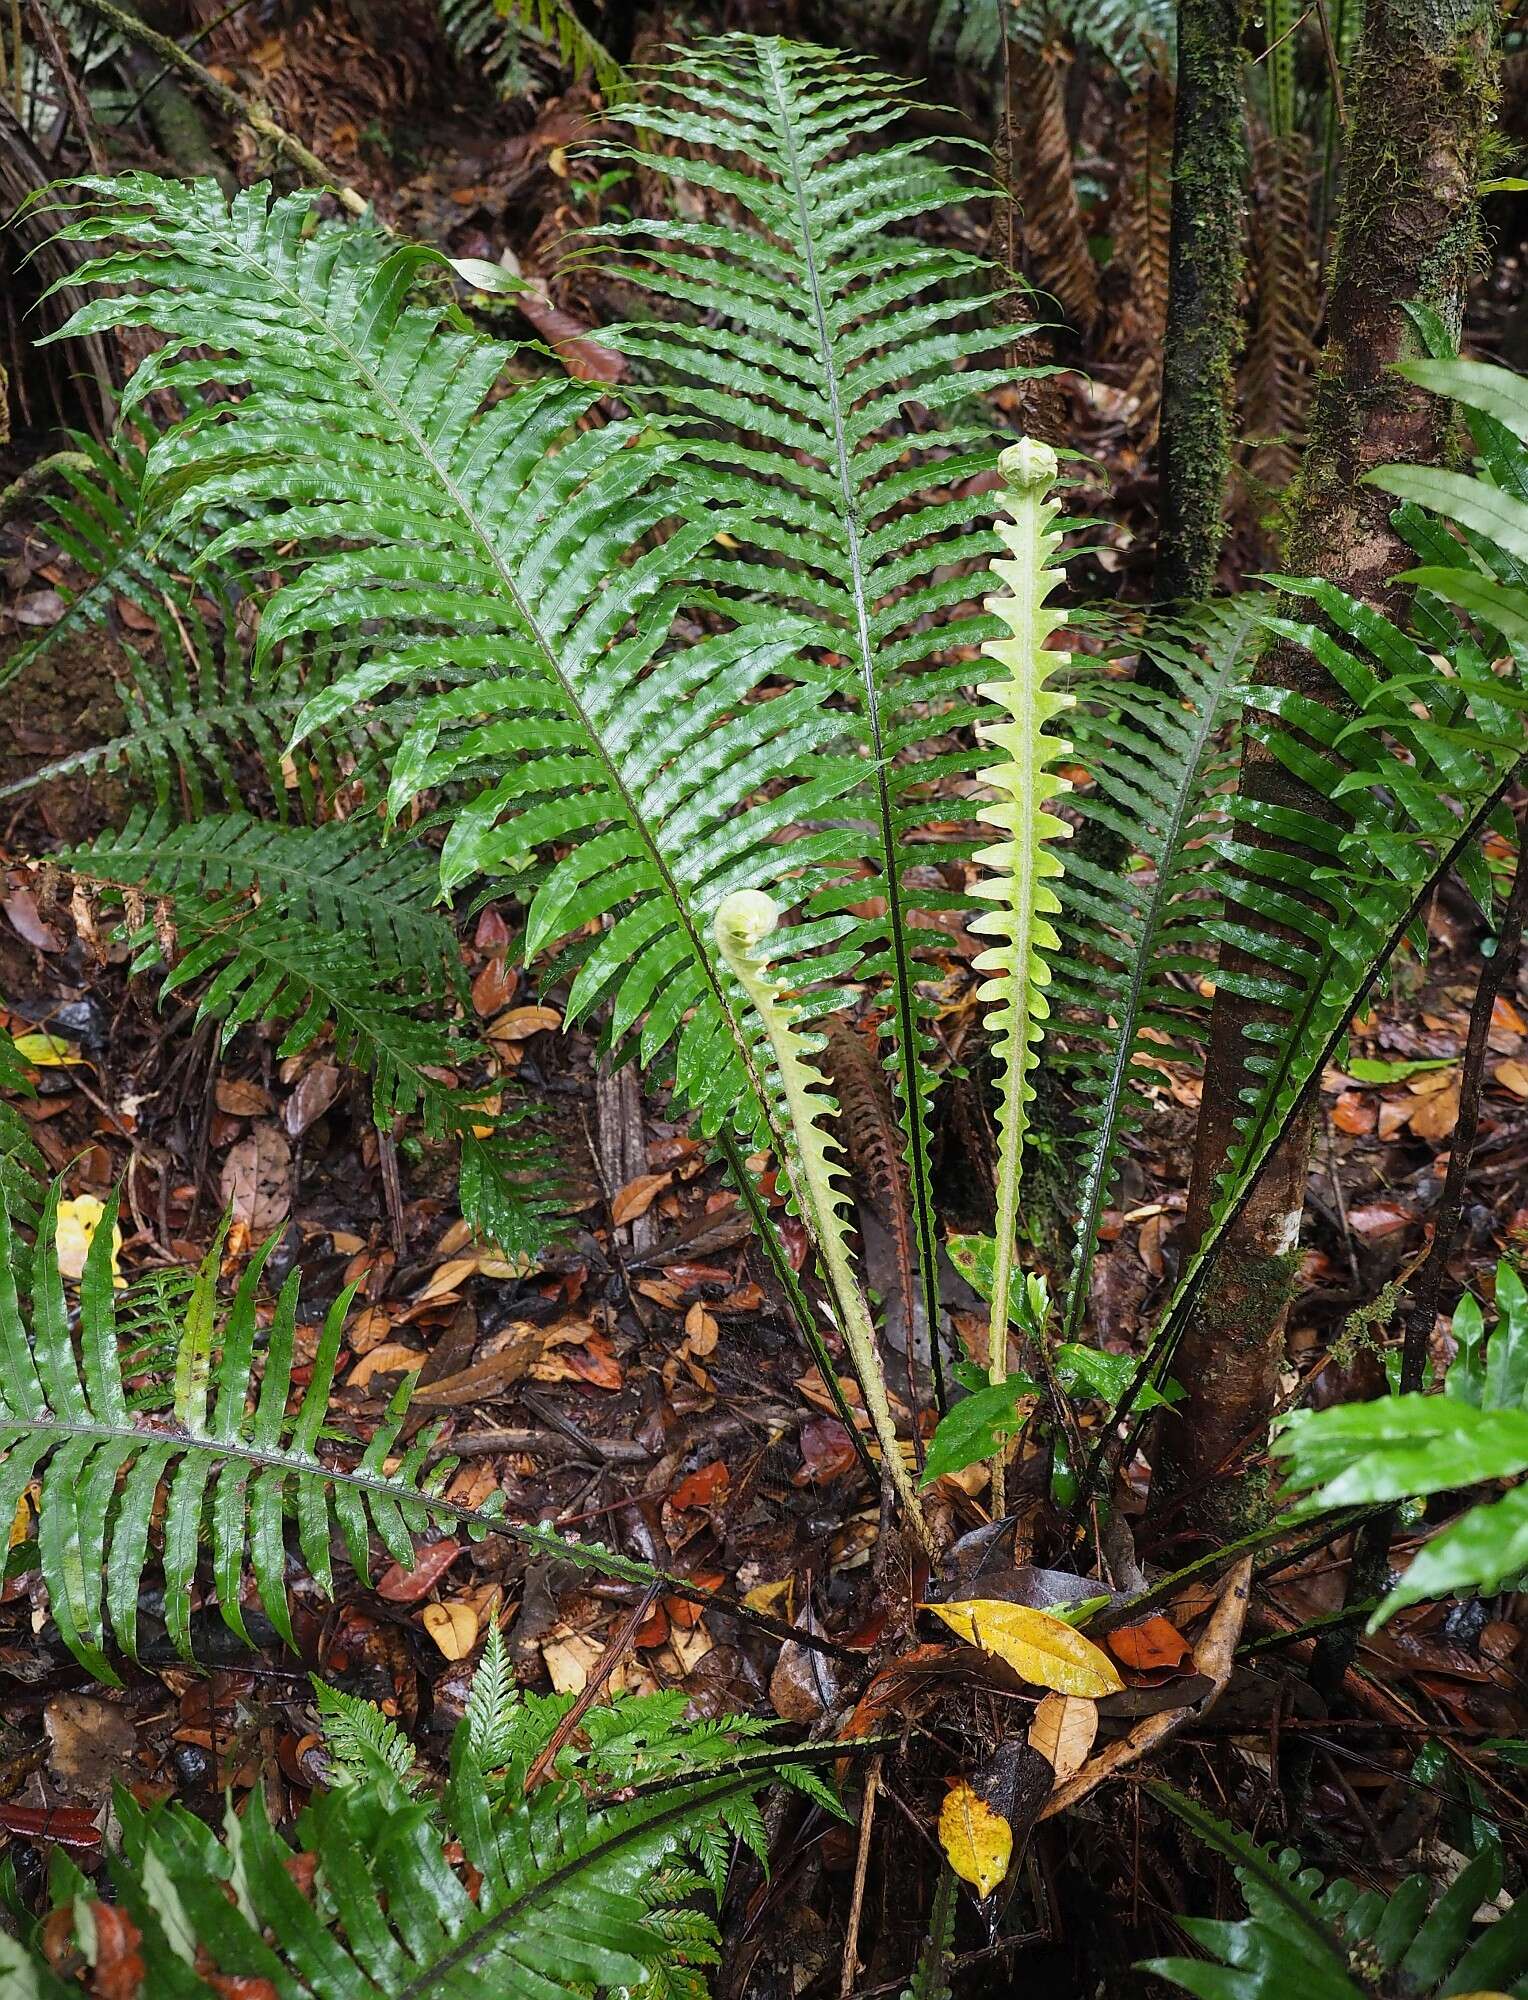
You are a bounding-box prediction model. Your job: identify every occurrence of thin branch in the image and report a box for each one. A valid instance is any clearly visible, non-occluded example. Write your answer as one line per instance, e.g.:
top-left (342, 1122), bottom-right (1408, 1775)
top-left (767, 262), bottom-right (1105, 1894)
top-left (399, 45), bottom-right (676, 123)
top-left (64, 0), bottom-right (366, 214)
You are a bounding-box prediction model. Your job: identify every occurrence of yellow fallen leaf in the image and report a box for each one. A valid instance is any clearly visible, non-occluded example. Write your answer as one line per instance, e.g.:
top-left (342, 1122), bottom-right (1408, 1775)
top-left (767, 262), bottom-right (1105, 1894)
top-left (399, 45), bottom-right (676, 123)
top-left (421, 1599), bottom-right (478, 1659)
top-left (1028, 1692), bottom-right (1098, 1782)
top-left (938, 1780), bottom-right (1012, 1898)
top-left (742, 1576), bottom-right (793, 1618)
top-left (925, 1598), bottom-right (1123, 1698)
top-left (55, 1197), bottom-right (124, 1287)
top-left (13, 1031), bottom-right (85, 1068)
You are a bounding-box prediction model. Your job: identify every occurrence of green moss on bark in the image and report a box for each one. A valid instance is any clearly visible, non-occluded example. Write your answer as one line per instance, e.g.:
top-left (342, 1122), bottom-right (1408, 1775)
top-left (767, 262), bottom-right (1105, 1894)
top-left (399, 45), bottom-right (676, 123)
top-left (1156, 0), bottom-right (1250, 604)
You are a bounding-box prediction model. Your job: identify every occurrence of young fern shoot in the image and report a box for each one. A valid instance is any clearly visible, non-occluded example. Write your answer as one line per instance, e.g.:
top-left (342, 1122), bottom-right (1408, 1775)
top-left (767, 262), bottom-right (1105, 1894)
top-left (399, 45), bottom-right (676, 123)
top-left (972, 440), bottom-right (1074, 1511)
top-left (714, 892), bottom-right (936, 1556)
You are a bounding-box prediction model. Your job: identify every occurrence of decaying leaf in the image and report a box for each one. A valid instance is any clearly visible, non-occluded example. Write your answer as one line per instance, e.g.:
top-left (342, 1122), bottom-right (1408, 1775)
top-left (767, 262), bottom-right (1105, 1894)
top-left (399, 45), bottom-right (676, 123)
top-left (925, 1599), bottom-right (1124, 1698)
top-left (219, 1123), bottom-right (293, 1233)
top-left (938, 1779), bottom-right (1012, 1898)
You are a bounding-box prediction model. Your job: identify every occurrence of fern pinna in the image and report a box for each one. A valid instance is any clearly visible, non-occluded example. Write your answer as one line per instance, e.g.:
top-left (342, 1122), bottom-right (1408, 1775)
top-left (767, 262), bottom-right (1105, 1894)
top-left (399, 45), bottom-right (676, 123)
top-left (13, 1626), bottom-right (837, 1999)
top-left (601, 34), bottom-right (1030, 1356)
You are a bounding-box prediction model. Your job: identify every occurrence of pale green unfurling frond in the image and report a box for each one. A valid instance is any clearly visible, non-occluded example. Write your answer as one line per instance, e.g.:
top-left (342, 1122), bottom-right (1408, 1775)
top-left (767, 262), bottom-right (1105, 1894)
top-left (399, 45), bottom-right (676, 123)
top-left (969, 439), bottom-right (1074, 1502)
top-left (714, 892), bottom-right (935, 1555)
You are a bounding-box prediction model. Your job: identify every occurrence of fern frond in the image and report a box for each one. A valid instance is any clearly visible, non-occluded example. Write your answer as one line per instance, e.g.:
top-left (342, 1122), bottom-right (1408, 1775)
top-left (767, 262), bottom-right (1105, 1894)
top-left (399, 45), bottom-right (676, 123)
top-left (603, 33), bottom-right (1029, 1353)
top-left (4, 1179), bottom-right (668, 1681)
top-left (55, 808), bottom-right (479, 1133)
top-left (445, 0), bottom-right (624, 98)
top-left (313, 1676), bottom-right (424, 1795)
top-left (0, 1031), bottom-right (44, 1234)
top-left (1007, 40), bottom-right (1102, 331)
top-left (1141, 1779), bottom-right (1528, 1999)
top-left (969, 439), bottom-right (1073, 1443)
top-left (44, 176), bottom-right (842, 1209)
top-left (1055, 606), bottom-right (1252, 1341)
top-left (1242, 130), bottom-right (1318, 491)
top-left (0, 428), bottom-right (389, 815)
top-left (903, 1866), bottom-right (958, 2000)
top-left (1136, 584), bottom-right (1524, 1408)
top-left (1110, 71), bottom-right (1174, 351)
top-left (714, 890), bottom-right (935, 1553)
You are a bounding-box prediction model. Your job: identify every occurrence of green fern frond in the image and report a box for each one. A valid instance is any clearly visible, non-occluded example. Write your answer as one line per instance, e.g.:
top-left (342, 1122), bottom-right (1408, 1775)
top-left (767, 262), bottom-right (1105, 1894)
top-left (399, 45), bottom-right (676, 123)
top-left (1055, 606), bottom-right (1252, 1341)
top-left (440, 0), bottom-right (624, 98)
top-left (902, 1866), bottom-right (958, 2000)
top-left (969, 437), bottom-right (1074, 1430)
top-left (0, 428), bottom-right (390, 816)
top-left (1138, 581), bottom-right (1525, 1407)
top-left (313, 1676), bottom-right (424, 1795)
top-left (44, 176), bottom-right (847, 1234)
top-left (1141, 1779), bottom-right (1528, 1999)
top-left (2, 1179), bottom-right (672, 1682)
top-left (603, 33), bottom-right (1031, 1354)
top-left (55, 808), bottom-right (479, 1133)
top-left (0, 1031), bottom-right (45, 1233)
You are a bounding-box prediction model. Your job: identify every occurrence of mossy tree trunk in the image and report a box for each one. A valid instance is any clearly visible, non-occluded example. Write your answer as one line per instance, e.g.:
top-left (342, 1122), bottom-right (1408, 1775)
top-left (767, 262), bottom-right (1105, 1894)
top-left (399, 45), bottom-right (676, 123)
top-left (1150, 0), bottom-right (1499, 1540)
top-left (1156, 0), bottom-right (1251, 604)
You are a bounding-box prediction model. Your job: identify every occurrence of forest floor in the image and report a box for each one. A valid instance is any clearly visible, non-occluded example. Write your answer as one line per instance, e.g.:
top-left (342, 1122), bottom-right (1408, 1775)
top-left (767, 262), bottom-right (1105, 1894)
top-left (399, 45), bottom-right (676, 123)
top-left (2, 3), bottom-right (1527, 1993)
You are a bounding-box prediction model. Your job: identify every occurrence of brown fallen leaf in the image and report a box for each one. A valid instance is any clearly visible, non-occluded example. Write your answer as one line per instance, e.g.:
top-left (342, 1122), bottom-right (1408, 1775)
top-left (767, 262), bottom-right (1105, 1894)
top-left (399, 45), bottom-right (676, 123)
top-left (376, 1540), bottom-right (462, 1602)
top-left (1107, 1613), bottom-right (1191, 1673)
top-left (670, 1460), bottom-right (729, 1512)
top-left (1331, 1088), bottom-right (1376, 1136)
top-left (348, 1341), bottom-right (426, 1388)
top-left (1496, 1057), bottom-right (1528, 1099)
top-left (284, 1060), bottom-right (341, 1137)
top-left (1407, 1082), bottom-right (1461, 1141)
top-left (612, 1171), bottom-right (673, 1225)
top-left (487, 1004), bottom-right (562, 1044)
top-left (44, 1693), bottom-right (136, 1799)
top-left (214, 1077), bottom-right (273, 1118)
top-left (411, 1335), bottom-right (542, 1408)
top-left (1028, 1692), bottom-right (1098, 1782)
top-left (220, 1123), bottom-right (293, 1233)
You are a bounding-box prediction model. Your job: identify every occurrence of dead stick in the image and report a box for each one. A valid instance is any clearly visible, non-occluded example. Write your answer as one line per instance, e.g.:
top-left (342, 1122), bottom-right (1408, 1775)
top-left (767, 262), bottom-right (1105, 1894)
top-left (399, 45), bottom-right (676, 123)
top-left (840, 1755), bottom-right (882, 2000)
top-left (64, 0), bottom-right (365, 214)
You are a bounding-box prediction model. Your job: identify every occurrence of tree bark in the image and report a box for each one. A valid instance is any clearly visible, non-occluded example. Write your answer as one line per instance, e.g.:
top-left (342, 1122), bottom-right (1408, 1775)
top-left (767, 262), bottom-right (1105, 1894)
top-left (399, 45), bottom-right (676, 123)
top-left (1156, 0), bottom-right (1251, 604)
top-left (1150, 0), bottom-right (1499, 1539)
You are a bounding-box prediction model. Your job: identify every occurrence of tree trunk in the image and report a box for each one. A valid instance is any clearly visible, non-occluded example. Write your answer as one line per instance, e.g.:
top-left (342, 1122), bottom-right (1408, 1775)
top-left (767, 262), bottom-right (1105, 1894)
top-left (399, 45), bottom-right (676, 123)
top-left (1150, 0), bottom-right (1498, 1540)
top-left (1156, 0), bottom-right (1250, 604)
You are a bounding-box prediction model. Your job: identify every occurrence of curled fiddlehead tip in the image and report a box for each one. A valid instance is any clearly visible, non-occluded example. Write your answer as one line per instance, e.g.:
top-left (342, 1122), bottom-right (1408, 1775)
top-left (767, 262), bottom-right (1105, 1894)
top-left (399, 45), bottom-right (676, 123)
top-left (998, 435), bottom-right (1059, 493)
top-left (714, 889), bottom-right (781, 955)
top-left (996, 438), bottom-right (1056, 492)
